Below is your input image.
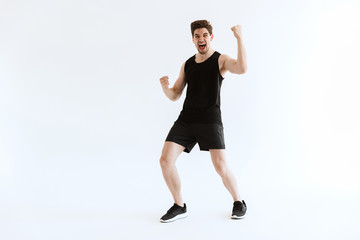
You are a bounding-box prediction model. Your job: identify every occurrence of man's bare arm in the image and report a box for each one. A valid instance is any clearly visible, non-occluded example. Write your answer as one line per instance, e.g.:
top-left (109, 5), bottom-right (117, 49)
top-left (221, 25), bottom-right (247, 75)
top-left (160, 63), bottom-right (186, 101)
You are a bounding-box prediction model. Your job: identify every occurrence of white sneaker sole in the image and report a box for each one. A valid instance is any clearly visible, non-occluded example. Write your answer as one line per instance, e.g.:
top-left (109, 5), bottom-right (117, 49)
top-left (231, 212), bottom-right (247, 219)
top-left (160, 212), bottom-right (188, 223)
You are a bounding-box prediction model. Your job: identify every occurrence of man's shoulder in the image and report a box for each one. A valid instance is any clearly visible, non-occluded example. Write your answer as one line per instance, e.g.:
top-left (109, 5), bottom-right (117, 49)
top-left (218, 53), bottom-right (231, 64)
top-left (218, 52), bottom-right (230, 59)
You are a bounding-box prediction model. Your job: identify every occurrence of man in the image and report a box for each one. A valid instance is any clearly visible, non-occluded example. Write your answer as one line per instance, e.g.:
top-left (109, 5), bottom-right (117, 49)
top-left (159, 20), bottom-right (247, 223)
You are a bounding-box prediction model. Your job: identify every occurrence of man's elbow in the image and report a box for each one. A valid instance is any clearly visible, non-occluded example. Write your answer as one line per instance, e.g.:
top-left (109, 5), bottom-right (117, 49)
top-left (239, 66), bottom-right (247, 74)
top-left (231, 61), bottom-right (247, 74)
top-left (173, 93), bottom-right (182, 101)
top-left (169, 89), bottom-right (181, 101)
top-left (233, 66), bottom-right (247, 75)
top-left (170, 96), bottom-right (179, 102)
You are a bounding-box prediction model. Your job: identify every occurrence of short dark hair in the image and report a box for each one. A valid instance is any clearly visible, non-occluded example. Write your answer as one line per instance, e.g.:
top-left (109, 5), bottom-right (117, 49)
top-left (191, 20), bottom-right (213, 36)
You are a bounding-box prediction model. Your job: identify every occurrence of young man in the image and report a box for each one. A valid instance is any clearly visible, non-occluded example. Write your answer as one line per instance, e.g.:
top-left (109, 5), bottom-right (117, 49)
top-left (159, 20), bottom-right (247, 223)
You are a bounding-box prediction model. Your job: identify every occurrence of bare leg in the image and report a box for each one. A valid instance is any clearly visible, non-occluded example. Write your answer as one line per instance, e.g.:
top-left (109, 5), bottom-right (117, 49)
top-left (209, 149), bottom-right (241, 202)
top-left (160, 141), bottom-right (186, 206)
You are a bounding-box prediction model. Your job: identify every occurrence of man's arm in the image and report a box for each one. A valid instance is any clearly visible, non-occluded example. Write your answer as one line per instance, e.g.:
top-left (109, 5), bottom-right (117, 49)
top-left (220, 25), bottom-right (247, 75)
top-left (160, 63), bottom-right (186, 101)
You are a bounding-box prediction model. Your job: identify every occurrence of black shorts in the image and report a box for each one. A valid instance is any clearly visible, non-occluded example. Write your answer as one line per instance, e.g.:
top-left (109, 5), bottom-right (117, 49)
top-left (165, 120), bottom-right (225, 153)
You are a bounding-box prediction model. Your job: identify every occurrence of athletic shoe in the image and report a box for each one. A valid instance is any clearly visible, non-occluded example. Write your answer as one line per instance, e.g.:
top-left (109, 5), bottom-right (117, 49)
top-left (231, 200), bottom-right (247, 219)
top-left (160, 203), bottom-right (188, 223)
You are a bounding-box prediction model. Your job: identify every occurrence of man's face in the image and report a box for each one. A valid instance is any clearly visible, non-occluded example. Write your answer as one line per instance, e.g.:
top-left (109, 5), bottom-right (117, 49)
top-left (192, 28), bottom-right (213, 55)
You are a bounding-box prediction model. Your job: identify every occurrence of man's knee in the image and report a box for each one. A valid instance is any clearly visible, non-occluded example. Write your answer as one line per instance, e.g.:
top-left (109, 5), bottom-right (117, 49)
top-left (213, 159), bottom-right (228, 176)
top-left (160, 155), bottom-right (175, 169)
top-left (160, 142), bottom-right (183, 168)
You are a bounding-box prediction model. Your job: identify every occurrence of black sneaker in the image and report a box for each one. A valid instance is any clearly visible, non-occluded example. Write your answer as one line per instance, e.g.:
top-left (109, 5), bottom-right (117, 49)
top-left (231, 200), bottom-right (247, 219)
top-left (160, 203), bottom-right (188, 223)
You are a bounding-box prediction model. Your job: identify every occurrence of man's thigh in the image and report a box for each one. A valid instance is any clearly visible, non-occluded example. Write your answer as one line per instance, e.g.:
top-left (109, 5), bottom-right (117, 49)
top-left (161, 141), bottom-right (186, 162)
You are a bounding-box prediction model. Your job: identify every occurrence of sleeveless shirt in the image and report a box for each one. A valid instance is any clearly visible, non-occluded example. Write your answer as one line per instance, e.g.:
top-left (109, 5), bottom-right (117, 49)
top-left (176, 51), bottom-right (224, 124)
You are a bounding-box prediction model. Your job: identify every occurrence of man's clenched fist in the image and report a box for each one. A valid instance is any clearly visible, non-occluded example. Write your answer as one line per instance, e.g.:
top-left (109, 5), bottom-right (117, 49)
top-left (231, 25), bottom-right (242, 39)
top-left (160, 76), bottom-right (169, 89)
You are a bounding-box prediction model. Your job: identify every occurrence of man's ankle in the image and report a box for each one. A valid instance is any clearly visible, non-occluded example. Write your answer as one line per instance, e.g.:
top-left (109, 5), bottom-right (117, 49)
top-left (175, 202), bottom-right (184, 207)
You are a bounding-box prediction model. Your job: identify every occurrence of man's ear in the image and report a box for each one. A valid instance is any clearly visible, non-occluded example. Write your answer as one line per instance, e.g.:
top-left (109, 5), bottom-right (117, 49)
top-left (210, 34), bottom-right (214, 41)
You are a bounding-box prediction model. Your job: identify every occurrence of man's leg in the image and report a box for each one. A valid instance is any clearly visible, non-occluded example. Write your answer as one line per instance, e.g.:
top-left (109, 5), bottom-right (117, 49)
top-left (209, 149), bottom-right (241, 202)
top-left (160, 141), bottom-right (186, 206)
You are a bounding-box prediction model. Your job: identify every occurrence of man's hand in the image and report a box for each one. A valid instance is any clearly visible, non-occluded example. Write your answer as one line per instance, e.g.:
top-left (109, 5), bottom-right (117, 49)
top-left (231, 25), bottom-right (242, 39)
top-left (160, 76), bottom-right (170, 89)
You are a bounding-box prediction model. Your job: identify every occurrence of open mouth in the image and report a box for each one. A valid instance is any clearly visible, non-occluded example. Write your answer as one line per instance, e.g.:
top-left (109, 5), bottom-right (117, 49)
top-left (199, 43), bottom-right (206, 51)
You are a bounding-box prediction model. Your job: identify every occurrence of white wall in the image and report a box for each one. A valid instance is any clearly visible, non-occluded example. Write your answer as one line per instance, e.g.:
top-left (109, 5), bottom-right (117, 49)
top-left (1, 0), bottom-right (359, 239)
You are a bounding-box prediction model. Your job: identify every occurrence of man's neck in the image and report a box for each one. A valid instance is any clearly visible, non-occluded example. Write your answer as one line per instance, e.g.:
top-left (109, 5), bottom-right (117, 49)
top-left (195, 49), bottom-right (215, 63)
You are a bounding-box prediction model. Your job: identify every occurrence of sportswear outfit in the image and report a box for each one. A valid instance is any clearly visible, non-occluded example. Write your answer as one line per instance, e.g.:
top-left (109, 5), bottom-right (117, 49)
top-left (165, 51), bottom-right (225, 152)
top-left (161, 51), bottom-right (247, 222)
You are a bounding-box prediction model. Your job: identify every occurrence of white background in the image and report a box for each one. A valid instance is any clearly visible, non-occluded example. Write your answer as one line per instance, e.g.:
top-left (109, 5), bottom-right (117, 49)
top-left (1, 0), bottom-right (360, 239)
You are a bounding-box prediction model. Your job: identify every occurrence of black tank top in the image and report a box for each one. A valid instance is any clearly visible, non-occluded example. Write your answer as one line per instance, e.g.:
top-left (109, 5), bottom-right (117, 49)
top-left (176, 51), bottom-right (224, 124)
